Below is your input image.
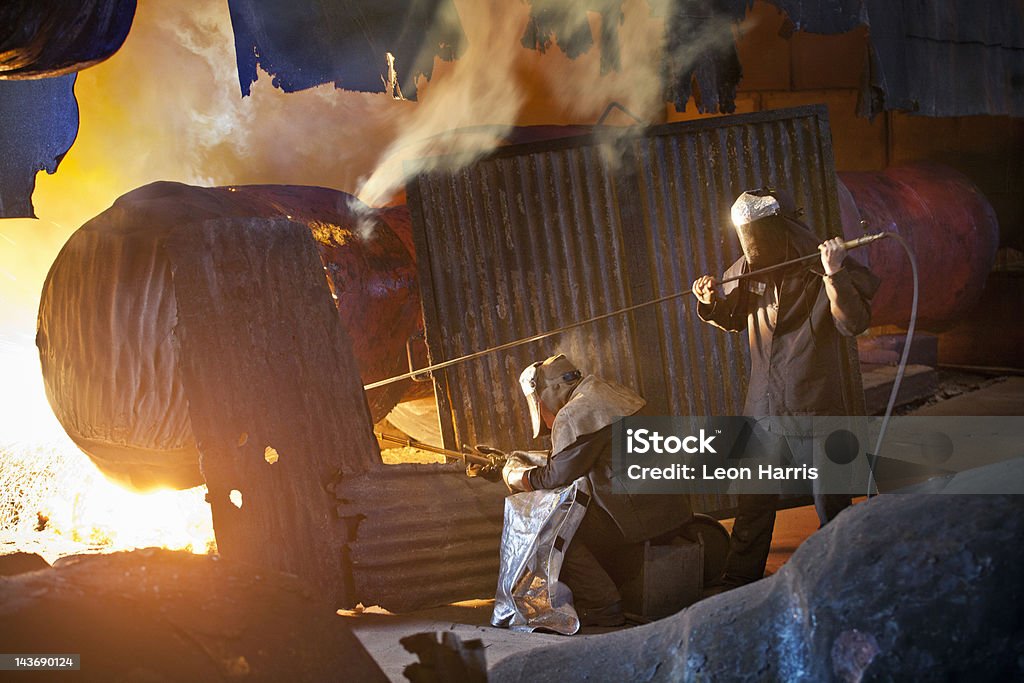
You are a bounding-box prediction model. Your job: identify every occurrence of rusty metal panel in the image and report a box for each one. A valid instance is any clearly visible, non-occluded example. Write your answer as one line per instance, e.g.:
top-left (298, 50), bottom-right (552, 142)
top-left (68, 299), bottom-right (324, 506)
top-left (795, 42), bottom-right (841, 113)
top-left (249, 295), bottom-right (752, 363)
top-left (409, 106), bottom-right (862, 514)
top-left (336, 464), bottom-right (506, 611)
top-left (168, 217), bottom-right (381, 608)
top-left (169, 216), bottom-right (507, 611)
top-left (409, 144), bottom-right (644, 449)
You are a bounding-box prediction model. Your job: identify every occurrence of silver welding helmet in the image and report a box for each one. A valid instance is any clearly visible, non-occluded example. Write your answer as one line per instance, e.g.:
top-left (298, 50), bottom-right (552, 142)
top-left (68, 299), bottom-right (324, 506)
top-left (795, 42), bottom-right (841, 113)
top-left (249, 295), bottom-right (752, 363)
top-left (519, 354), bottom-right (583, 438)
top-left (730, 188), bottom-right (799, 270)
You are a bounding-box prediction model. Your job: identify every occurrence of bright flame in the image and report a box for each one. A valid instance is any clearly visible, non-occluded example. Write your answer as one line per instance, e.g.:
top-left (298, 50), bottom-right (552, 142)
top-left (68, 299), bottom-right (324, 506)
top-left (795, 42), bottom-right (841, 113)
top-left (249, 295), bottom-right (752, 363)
top-left (0, 341), bottom-right (214, 560)
top-left (0, 433), bottom-right (215, 564)
top-left (0, 0), bottom-right (404, 561)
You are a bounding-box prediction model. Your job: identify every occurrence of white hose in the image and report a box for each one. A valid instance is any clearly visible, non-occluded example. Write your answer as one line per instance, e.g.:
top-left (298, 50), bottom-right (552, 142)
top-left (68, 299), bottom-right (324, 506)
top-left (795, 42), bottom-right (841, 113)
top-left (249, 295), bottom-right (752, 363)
top-left (867, 232), bottom-right (919, 497)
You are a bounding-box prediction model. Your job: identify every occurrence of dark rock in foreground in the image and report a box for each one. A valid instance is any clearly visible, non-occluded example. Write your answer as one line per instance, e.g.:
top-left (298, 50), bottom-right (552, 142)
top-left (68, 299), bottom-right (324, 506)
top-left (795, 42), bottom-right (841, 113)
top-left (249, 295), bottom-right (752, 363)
top-left (491, 492), bottom-right (1024, 682)
top-left (0, 548), bottom-right (387, 682)
top-left (0, 551), bottom-right (49, 576)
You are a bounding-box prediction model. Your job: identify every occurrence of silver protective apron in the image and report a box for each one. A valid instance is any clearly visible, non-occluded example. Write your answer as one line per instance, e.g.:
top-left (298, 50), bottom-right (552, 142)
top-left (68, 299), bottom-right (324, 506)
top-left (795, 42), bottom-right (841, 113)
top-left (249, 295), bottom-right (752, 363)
top-left (491, 476), bottom-right (591, 635)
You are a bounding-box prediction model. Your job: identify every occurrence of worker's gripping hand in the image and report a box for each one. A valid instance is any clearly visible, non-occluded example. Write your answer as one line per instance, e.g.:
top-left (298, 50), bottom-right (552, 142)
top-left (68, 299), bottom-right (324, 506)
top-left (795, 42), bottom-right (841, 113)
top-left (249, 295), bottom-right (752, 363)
top-left (819, 237), bottom-right (848, 276)
top-left (465, 444), bottom-right (508, 482)
top-left (465, 462), bottom-right (503, 482)
top-left (501, 455), bottom-right (535, 493)
top-left (692, 275), bottom-right (718, 305)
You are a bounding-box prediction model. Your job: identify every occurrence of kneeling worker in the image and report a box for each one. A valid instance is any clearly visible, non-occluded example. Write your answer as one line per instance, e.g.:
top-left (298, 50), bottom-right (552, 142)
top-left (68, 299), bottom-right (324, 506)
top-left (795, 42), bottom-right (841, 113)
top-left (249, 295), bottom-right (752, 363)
top-left (500, 354), bottom-right (692, 628)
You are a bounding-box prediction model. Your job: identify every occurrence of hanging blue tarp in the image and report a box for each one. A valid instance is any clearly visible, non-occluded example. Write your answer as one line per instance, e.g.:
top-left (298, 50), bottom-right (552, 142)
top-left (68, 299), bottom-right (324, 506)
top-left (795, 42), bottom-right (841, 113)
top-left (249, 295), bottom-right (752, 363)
top-left (0, 76), bottom-right (79, 218)
top-left (226, 0), bottom-right (464, 99)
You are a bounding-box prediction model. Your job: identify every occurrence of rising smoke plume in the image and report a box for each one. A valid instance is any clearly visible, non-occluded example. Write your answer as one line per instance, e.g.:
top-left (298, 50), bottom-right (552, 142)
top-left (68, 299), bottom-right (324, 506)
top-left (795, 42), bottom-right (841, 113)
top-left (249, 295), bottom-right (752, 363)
top-left (356, 0), bottom-right (687, 206)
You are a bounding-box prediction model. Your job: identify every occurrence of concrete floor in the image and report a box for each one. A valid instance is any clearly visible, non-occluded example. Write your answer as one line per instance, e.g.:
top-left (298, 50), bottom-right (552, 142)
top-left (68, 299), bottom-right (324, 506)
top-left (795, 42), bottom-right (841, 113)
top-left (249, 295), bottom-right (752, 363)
top-left (907, 376), bottom-right (1023, 416)
top-left (343, 377), bottom-right (1024, 680)
top-left (343, 504), bottom-right (825, 681)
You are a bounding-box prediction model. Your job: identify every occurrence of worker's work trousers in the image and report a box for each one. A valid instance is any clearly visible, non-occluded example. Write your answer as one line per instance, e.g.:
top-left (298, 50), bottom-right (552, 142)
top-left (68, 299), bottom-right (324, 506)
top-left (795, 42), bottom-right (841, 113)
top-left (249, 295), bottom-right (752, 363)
top-left (724, 430), bottom-right (852, 584)
top-left (560, 505), bottom-right (630, 610)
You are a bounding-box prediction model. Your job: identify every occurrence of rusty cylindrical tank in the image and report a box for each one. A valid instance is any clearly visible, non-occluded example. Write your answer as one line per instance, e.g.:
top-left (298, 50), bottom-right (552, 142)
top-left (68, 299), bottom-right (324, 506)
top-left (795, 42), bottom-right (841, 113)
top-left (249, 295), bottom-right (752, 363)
top-left (37, 181), bottom-right (422, 491)
top-left (836, 163), bottom-right (1000, 329)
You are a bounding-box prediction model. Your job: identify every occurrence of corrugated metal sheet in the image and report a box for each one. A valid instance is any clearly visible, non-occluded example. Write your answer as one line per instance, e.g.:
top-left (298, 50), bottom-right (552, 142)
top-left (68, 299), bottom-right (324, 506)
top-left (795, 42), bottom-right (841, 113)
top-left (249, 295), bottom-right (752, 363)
top-left (409, 106), bottom-right (864, 515)
top-left (336, 464), bottom-right (506, 611)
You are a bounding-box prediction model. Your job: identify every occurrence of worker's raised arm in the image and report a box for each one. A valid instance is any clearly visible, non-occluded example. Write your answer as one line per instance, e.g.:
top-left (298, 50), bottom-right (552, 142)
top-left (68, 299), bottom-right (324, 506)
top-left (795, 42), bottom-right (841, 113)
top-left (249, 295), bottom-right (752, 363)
top-left (694, 260), bottom-right (750, 332)
top-left (819, 239), bottom-right (881, 336)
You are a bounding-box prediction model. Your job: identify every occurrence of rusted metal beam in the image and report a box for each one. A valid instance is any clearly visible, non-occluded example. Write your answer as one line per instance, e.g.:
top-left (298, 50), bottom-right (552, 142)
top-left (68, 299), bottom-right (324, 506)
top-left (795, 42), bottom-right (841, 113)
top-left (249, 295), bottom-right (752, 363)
top-left (167, 216), bottom-right (380, 607)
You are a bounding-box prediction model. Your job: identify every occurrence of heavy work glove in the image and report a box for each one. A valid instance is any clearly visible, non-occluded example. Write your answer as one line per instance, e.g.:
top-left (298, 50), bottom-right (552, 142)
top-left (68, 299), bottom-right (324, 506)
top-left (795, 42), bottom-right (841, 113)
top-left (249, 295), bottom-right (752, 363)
top-left (509, 450), bottom-right (549, 468)
top-left (501, 455), bottom-right (536, 493)
top-left (465, 444), bottom-right (506, 482)
top-left (465, 462), bottom-right (503, 482)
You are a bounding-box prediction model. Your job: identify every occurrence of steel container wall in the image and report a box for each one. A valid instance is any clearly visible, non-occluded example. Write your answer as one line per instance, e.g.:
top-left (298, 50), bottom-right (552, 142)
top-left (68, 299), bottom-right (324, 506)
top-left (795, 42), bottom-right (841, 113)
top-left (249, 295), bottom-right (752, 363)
top-left (408, 106), bottom-right (864, 514)
top-left (836, 163), bottom-right (1000, 329)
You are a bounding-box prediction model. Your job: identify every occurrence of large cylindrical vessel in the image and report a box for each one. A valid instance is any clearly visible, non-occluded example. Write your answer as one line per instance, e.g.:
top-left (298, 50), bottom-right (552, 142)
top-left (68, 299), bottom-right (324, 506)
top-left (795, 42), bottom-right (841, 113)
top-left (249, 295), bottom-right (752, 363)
top-left (837, 163), bottom-right (1000, 329)
top-left (37, 181), bottom-right (421, 491)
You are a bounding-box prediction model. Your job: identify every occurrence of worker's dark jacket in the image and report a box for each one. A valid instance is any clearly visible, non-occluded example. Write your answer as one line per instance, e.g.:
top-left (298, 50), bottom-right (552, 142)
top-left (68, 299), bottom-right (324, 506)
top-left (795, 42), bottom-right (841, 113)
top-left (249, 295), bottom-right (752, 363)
top-left (698, 231), bottom-right (880, 417)
top-left (527, 425), bottom-right (691, 543)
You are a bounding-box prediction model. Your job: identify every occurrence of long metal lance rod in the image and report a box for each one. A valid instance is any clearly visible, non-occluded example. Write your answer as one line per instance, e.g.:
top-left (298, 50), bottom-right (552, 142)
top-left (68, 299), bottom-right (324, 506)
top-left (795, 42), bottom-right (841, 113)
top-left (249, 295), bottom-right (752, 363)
top-left (374, 431), bottom-right (494, 465)
top-left (362, 288), bottom-right (698, 390)
top-left (716, 232), bottom-right (888, 285)
top-left (363, 232), bottom-right (890, 391)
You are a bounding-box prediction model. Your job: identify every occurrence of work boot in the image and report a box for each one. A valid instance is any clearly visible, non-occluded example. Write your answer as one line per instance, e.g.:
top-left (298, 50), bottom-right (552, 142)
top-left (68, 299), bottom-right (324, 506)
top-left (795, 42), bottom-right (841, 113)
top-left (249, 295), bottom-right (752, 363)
top-left (577, 601), bottom-right (625, 627)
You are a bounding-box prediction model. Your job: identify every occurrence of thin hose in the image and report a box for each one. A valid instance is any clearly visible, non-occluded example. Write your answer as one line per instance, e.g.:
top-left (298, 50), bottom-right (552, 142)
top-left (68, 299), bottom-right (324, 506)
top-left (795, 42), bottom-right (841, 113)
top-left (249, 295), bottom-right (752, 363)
top-left (866, 232), bottom-right (919, 497)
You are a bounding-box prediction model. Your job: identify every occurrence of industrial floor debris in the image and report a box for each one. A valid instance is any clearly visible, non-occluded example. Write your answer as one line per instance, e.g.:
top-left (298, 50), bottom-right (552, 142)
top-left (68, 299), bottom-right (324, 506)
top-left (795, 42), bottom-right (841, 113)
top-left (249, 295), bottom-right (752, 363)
top-left (342, 374), bottom-right (1024, 679)
top-left (2, 373), bottom-right (1020, 681)
top-left (341, 505), bottom-right (825, 681)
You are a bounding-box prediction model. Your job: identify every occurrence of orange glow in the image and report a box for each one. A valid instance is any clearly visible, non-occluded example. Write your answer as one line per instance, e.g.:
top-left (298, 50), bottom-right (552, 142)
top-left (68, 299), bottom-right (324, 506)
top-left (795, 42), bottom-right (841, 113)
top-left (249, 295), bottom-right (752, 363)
top-left (0, 341), bottom-right (214, 560)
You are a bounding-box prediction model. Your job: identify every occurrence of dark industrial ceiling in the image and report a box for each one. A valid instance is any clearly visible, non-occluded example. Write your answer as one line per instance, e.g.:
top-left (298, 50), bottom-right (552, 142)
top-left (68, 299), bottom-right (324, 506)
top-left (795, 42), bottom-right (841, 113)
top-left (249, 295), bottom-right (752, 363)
top-left (2, 0), bottom-right (1022, 218)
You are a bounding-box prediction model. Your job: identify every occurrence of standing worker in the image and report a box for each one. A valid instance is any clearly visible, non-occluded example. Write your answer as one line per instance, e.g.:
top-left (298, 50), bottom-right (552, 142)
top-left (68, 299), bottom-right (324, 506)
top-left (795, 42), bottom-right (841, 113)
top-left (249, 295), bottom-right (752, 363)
top-left (691, 188), bottom-right (880, 588)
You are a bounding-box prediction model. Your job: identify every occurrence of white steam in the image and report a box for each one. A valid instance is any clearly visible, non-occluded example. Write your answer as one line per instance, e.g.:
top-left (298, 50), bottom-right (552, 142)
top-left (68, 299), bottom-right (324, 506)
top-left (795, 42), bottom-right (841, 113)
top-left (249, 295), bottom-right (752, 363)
top-left (354, 1), bottom-right (526, 207)
top-left (355, 0), bottom-right (743, 207)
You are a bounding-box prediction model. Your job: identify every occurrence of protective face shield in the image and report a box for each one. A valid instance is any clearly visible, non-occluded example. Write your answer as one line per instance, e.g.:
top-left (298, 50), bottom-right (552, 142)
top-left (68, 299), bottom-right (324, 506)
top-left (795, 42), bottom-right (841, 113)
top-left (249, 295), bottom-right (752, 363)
top-left (730, 189), bottom-right (797, 270)
top-left (519, 354), bottom-right (583, 438)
